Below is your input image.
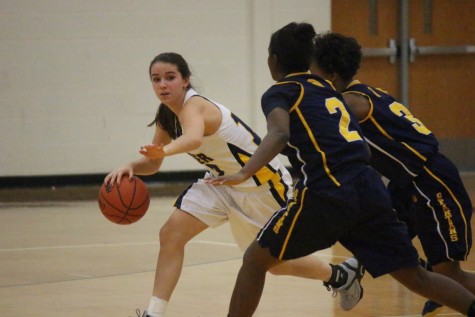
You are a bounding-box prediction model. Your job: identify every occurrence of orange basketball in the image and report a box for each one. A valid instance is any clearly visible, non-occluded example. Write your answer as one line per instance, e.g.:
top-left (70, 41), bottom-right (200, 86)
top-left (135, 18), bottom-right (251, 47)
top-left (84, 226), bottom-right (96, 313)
top-left (98, 176), bottom-right (150, 225)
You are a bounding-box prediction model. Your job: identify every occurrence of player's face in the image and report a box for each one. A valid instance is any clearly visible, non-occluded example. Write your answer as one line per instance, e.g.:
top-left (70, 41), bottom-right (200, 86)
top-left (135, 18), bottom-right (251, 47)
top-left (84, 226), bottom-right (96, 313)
top-left (150, 62), bottom-right (190, 106)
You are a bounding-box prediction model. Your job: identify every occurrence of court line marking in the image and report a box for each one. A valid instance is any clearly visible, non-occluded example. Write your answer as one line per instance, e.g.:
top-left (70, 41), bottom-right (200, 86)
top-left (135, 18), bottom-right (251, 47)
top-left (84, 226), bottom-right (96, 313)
top-left (0, 240), bottom-right (237, 252)
top-left (0, 257), bottom-right (242, 289)
top-left (0, 239), bottom-right (340, 264)
top-left (0, 242), bottom-right (160, 252)
top-left (0, 240), bottom-right (378, 261)
top-left (379, 313), bottom-right (463, 317)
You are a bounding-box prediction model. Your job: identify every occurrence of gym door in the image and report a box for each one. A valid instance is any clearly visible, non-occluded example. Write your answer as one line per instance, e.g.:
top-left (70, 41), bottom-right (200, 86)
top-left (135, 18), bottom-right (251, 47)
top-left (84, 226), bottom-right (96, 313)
top-left (332, 0), bottom-right (475, 170)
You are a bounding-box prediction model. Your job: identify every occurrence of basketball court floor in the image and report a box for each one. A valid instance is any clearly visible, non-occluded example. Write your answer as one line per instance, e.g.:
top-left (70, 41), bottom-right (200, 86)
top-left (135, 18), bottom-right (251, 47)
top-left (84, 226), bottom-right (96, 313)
top-left (0, 195), bottom-right (473, 316)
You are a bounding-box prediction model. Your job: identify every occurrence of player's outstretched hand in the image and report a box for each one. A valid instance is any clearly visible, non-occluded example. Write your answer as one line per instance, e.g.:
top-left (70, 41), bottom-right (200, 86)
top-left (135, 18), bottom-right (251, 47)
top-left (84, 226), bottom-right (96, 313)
top-left (140, 144), bottom-right (166, 159)
top-left (204, 172), bottom-right (248, 186)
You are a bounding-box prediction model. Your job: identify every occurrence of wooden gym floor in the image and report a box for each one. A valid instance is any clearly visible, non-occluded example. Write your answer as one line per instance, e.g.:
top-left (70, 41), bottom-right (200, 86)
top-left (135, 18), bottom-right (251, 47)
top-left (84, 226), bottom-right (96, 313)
top-left (0, 189), bottom-right (474, 317)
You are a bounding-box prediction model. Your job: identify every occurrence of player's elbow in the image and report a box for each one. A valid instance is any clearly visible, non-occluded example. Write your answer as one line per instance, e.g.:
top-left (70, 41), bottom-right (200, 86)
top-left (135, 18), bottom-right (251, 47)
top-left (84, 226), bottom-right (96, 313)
top-left (186, 137), bottom-right (203, 151)
top-left (274, 131), bottom-right (290, 147)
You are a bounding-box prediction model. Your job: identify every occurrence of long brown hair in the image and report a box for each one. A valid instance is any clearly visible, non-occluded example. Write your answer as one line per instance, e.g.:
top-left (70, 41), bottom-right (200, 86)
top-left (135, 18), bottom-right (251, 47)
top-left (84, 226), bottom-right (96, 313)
top-left (147, 52), bottom-right (193, 139)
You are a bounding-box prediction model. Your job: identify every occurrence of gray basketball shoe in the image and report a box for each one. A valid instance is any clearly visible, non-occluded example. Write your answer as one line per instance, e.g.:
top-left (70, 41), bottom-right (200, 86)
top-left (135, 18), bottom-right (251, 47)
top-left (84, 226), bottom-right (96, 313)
top-left (324, 257), bottom-right (365, 311)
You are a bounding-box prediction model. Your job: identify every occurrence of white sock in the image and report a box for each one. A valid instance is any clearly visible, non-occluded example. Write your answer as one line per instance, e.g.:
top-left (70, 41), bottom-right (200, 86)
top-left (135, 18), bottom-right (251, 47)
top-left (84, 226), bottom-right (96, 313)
top-left (147, 296), bottom-right (168, 317)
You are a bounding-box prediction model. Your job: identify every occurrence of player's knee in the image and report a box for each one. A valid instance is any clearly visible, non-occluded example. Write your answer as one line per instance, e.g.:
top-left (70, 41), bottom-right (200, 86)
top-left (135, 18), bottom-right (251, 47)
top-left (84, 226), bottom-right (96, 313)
top-left (391, 266), bottom-right (427, 291)
top-left (433, 261), bottom-right (463, 279)
top-left (267, 266), bottom-right (285, 276)
top-left (158, 225), bottom-right (172, 247)
top-left (241, 241), bottom-right (278, 274)
top-left (158, 222), bottom-right (187, 249)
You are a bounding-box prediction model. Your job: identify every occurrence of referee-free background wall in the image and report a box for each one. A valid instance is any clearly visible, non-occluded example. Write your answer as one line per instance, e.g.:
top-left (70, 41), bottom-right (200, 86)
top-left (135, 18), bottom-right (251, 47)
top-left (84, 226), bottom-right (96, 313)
top-left (0, 0), bottom-right (330, 177)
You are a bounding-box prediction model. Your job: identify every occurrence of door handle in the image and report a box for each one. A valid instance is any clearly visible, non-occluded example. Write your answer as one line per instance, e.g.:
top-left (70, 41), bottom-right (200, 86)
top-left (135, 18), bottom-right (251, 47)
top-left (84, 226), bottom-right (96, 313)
top-left (409, 38), bottom-right (475, 62)
top-left (361, 38), bottom-right (398, 63)
top-left (362, 38), bottom-right (475, 63)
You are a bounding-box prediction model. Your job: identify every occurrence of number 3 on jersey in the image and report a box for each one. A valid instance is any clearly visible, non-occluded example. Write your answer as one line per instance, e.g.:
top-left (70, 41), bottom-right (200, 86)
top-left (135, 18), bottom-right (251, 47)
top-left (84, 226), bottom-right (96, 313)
top-left (389, 102), bottom-right (432, 135)
top-left (325, 97), bottom-right (363, 142)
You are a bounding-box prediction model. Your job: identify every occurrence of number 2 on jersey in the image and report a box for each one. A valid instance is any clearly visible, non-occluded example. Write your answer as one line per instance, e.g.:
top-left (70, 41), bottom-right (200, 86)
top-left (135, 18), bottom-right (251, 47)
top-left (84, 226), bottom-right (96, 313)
top-left (325, 97), bottom-right (363, 142)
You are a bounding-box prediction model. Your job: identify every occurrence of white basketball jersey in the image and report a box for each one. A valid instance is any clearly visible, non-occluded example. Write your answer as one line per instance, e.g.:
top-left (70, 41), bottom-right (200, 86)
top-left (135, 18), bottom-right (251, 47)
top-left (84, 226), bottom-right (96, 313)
top-left (184, 89), bottom-right (292, 193)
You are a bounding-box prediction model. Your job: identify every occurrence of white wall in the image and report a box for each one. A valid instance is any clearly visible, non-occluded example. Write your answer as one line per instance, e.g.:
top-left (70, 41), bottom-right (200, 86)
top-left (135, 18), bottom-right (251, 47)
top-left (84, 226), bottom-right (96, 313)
top-left (0, 0), bottom-right (331, 177)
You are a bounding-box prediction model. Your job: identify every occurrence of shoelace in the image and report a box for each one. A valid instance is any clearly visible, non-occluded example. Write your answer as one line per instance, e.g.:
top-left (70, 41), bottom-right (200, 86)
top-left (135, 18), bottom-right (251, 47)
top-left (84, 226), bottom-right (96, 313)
top-left (323, 282), bottom-right (337, 298)
top-left (134, 308), bottom-right (143, 317)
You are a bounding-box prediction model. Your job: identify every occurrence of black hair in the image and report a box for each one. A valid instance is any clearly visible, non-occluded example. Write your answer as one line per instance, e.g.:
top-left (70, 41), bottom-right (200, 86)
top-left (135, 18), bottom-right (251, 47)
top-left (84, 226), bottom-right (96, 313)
top-left (147, 52), bottom-right (193, 139)
top-left (313, 32), bottom-right (362, 82)
top-left (269, 22), bottom-right (316, 74)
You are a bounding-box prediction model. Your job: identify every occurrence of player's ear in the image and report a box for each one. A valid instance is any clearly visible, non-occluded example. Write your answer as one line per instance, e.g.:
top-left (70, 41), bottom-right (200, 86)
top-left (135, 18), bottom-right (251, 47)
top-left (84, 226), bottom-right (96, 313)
top-left (183, 76), bottom-right (190, 90)
top-left (268, 54), bottom-right (278, 69)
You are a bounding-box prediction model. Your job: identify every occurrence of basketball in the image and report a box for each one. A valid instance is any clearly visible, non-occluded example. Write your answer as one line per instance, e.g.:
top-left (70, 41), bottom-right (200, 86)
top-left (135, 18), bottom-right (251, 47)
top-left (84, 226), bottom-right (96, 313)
top-left (98, 176), bottom-right (150, 225)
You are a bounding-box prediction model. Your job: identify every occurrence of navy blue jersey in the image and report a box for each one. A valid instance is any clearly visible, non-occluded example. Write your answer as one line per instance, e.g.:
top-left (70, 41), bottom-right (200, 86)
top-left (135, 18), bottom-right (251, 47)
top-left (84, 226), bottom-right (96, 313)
top-left (262, 73), bottom-right (369, 190)
top-left (344, 80), bottom-right (439, 185)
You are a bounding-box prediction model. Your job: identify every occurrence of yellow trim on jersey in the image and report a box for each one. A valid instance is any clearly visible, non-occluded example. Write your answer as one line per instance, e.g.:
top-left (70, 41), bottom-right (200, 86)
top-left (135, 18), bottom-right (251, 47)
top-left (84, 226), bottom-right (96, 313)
top-left (307, 78), bottom-right (338, 91)
top-left (423, 165), bottom-right (470, 259)
top-left (343, 90), bottom-right (374, 123)
top-left (276, 80), bottom-right (340, 187)
top-left (344, 88), bottom-right (428, 162)
top-left (326, 79), bottom-right (338, 91)
top-left (346, 79), bottom-right (361, 88)
top-left (282, 81), bottom-right (304, 113)
top-left (375, 87), bottom-right (390, 94)
top-left (369, 116), bottom-right (394, 140)
top-left (254, 165), bottom-right (278, 185)
top-left (238, 152), bottom-right (287, 203)
top-left (279, 187), bottom-right (307, 260)
top-left (307, 78), bottom-right (325, 87)
top-left (347, 80), bottom-right (389, 96)
top-left (285, 71), bottom-right (310, 78)
top-left (367, 87), bottom-right (382, 98)
top-left (307, 78), bottom-right (330, 88)
top-left (268, 172), bottom-right (288, 203)
top-left (295, 106), bottom-right (341, 187)
top-left (401, 142), bottom-right (428, 162)
top-left (369, 113), bottom-right (429, 162)
top-left (342, 90), bottom-right (374, 124)
top-left (238, 152), bottom-right (276, 184)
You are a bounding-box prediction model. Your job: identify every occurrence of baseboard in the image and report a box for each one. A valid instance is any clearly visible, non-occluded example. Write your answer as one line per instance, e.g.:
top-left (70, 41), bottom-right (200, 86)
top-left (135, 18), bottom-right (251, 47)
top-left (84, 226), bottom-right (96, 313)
top-left (0, 171), bottom-right (206, 190)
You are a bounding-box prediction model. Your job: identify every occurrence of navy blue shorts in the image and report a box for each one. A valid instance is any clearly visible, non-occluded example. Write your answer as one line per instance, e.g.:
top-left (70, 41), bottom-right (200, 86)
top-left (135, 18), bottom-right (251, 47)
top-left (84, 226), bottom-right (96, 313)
top-left (389, 153), bottom-right (473, 265)
top-left (257, 167), bottom-right (419, 278)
